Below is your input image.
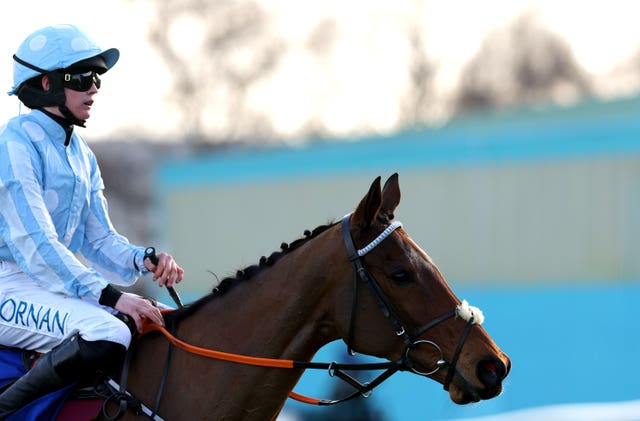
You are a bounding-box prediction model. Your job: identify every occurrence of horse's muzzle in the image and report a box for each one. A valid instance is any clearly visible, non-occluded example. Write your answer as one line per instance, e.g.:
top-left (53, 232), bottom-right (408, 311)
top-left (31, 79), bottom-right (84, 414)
top-left (476, 357), bottom-right (510, 399)
top-left (450, 355), bottom-right (511, 404)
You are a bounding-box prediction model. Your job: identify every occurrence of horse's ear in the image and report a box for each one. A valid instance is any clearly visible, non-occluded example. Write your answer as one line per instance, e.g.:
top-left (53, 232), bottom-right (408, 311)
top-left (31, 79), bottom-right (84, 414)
top-left (352, 176), bottom-right (382, 228)
top-left (379, 173), bottom-right (401, 221)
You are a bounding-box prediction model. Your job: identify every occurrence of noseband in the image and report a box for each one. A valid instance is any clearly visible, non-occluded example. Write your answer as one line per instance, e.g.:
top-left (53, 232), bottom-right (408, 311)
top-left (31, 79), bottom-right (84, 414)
top-left (341, 214), bottom-right (483, 390)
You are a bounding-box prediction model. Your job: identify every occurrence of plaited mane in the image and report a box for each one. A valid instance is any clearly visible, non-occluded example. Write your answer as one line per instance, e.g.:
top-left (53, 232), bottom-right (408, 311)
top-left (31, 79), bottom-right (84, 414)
top-left (166, 221), bottom-right (338, 321)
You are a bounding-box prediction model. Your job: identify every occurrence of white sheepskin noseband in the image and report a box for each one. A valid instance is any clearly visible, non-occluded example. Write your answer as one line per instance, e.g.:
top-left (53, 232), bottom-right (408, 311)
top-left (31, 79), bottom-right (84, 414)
top-left (456, 300), bottom-right (485, 325)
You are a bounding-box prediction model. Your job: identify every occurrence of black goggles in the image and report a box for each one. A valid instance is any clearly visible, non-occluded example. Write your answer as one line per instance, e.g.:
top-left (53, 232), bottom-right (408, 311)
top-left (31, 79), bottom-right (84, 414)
top-left (62, 71), bottom-right (101, 91)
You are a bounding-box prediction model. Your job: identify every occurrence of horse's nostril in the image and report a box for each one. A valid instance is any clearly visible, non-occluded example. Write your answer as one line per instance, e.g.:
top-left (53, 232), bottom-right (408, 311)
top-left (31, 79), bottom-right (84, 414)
top-left (477, 358), bottom-right (505, 388)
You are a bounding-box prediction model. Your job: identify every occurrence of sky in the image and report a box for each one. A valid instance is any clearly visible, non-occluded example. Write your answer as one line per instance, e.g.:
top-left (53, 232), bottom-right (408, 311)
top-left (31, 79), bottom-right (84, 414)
top-left (1, 0), bottom-right (639, 141)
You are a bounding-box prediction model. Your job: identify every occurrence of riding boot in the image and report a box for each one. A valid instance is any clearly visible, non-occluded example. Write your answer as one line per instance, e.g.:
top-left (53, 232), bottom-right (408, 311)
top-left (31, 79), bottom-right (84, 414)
top-left (0, 334), bottom-right (125, 419)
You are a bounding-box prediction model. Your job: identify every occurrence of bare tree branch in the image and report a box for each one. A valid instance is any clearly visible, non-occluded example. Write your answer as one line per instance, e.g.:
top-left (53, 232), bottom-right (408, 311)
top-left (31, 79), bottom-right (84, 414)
top-left (145, 0), bottom-right (285, 142)
top-left (455, 13), bottom-right (592, 113)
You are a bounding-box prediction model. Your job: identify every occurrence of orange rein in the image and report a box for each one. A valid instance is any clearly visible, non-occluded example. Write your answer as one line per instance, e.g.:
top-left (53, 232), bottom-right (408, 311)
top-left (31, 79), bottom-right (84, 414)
top-left (140, 310), bottom-right (323, 404)
top-left (140, 313), bottom-right (294, 369)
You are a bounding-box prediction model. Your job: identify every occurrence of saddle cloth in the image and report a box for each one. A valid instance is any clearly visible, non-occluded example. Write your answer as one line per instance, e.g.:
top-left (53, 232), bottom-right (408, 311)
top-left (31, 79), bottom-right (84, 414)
top-left (0, 347), bottom-right (82, 421)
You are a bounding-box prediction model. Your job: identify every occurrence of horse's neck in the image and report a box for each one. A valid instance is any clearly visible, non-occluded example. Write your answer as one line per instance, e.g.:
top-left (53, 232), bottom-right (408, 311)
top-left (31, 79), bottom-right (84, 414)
top-left (182, 230), bottom-right (342, 362)
top-left (123, 229), bottom-right (350, 421)
top-left (125, 228), bottom-right (348, 420)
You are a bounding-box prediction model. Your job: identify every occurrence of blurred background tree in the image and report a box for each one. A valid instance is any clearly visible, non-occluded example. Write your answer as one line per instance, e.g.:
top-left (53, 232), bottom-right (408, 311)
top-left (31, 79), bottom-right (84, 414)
top-left (138, 1), bottom-right (607, 144)
top-left (454, 13), bottom-right (592, 113)
top-left (140, 0), bottom-right (441, 144)
top-left (146, 0), bottom-right (285, 143)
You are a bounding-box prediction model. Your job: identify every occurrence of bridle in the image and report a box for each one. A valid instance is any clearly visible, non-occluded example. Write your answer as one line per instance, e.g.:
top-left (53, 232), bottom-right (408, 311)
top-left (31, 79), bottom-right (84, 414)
top-left (107, 213), bottom-right (485, 418)
top-left (341, 213), bottom-right (481, 390)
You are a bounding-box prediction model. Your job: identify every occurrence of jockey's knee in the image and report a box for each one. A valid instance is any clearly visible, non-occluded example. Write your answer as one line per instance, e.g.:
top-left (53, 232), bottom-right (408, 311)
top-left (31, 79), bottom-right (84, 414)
top-left (107, 316), bottom-right (135, 348)
top-left (51, 310), bottom-right (133, 377)
top-left (78, 336), bottom-right (127, 365)
top-left (58, 335), bottom-right (127, 380)
top-left (77, 314), bottom-right (133, 349)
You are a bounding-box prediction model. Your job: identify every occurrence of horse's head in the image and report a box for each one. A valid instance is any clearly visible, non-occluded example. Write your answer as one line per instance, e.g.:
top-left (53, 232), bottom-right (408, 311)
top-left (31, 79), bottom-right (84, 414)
top-left (336, 173), bottom-right (511, 404)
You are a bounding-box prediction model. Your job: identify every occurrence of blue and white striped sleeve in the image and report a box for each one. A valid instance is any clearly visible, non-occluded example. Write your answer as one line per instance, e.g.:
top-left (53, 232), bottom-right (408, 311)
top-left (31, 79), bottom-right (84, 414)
top-left (0, 137), bottom-right (110, 299)
top-left (80, 186), bottom-right (147, 286)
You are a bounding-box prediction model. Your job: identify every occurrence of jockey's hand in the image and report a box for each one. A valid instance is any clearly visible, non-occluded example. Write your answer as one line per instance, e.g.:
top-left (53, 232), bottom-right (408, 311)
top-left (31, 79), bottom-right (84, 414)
top-left (144, 251), bottom-right (184, 289)
top-left (114, 292), bottom-right (164, 332)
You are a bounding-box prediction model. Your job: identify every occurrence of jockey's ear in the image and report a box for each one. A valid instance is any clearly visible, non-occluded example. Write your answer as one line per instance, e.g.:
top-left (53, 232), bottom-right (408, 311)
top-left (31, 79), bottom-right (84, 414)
top-left (352, 176), bottom-right (381, 229)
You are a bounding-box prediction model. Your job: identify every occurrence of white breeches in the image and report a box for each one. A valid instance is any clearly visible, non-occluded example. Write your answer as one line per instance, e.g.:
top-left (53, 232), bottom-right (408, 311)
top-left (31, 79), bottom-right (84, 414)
top-left (0, 261), bottom-right (132, 353)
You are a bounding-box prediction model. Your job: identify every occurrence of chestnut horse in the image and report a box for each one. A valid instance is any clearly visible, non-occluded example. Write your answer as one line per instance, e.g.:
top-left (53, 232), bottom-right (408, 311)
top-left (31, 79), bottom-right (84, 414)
top-left (93, 173), bottom-right (510, 420)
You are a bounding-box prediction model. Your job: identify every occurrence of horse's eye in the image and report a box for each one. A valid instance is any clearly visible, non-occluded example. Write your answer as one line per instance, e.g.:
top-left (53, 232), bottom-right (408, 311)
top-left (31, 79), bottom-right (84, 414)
top-left (390, 270), bottom-right (414, 285)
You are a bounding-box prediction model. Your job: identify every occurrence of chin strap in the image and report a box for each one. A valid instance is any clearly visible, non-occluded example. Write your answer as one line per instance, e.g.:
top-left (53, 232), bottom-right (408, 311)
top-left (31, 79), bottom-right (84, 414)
top-left (13, 54), bottom-right (86, 128)
top-left (58, 104), bottom-right (86, 127)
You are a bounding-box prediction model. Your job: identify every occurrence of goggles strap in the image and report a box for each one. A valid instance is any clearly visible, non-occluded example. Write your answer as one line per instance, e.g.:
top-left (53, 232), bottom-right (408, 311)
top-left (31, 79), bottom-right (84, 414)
top-left (13, 54), bottom-right (49, 74)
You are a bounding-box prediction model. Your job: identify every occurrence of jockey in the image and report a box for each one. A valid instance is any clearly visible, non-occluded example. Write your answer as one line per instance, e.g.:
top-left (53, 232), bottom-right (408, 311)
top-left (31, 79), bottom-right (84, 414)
top-left (0, 24), bottom-right (184, 418)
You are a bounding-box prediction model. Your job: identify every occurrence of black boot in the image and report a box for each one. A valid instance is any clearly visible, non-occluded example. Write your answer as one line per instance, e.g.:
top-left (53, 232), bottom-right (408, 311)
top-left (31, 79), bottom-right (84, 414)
top-left (0, 334), bottom-right (125, 419)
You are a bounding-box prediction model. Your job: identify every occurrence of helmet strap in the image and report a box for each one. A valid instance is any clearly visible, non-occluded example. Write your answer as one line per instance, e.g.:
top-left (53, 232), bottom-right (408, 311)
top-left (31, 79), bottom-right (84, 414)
top-left (58, 104), bottom-right (86, 128)
top-left (13, 54), bottom-right (85, 127)
top-left (13, 54), bottom-right (47, 73)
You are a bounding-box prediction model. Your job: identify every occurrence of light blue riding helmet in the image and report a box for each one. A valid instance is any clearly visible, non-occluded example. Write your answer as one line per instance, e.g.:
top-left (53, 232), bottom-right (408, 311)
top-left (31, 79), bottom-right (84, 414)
top-left (8, 24), bottom-right (119, 96)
